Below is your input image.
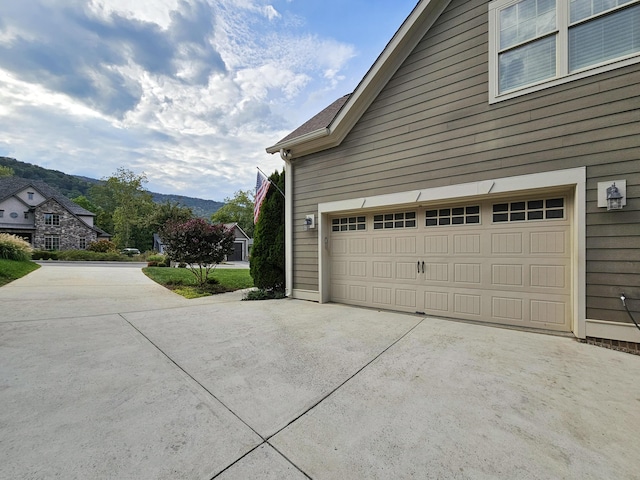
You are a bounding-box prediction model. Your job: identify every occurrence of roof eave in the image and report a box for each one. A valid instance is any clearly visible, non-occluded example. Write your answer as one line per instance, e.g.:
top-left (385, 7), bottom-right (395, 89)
top-left (267, 0), bottom-right (451, 159)
top-left (266, 127), bottom-right (330, 155)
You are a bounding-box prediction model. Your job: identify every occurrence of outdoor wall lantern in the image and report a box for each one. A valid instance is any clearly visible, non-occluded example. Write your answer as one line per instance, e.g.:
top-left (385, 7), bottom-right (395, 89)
top-left (303, 214), bottom-right (315, 231)
top-left (597, 180), bottom-right (626, 211)
top-left (607, 183), bottom-right (624, 210)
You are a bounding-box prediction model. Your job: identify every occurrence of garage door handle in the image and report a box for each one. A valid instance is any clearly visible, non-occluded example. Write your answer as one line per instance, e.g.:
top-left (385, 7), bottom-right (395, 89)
top-left (422, 261), bottom-right (425, 274)
top-left (417, 261), bottom-right (420, 273)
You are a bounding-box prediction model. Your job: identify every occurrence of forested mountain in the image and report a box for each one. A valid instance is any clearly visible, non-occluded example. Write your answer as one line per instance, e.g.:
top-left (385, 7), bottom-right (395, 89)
top-left (0, 157), bottom-right (223, 218)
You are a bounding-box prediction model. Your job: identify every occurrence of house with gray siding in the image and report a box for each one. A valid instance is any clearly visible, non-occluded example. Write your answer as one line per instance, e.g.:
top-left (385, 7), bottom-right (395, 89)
top-left (0, 177), bottom-right (110, 250)
top-left (267, 0), bottom-right (640, 351)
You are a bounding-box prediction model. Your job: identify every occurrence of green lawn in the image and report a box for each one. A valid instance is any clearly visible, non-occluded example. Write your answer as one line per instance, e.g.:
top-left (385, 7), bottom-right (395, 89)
top-left (143, 266), bottom-right (253, 299)
top-left (0, 259), bottom-right (40, 287)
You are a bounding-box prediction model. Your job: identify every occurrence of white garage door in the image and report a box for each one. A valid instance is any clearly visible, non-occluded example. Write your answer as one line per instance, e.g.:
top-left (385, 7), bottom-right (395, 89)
top-left (330, 194), bottom-right (572, 332)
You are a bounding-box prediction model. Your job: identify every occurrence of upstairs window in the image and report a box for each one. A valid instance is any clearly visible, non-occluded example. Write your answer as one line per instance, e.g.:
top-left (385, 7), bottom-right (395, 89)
top-left (489, 0), bottom-right (640, 101)
top-left (44, 213), bottom-right (60, 226)
top-left (27, 192), bottom-right (34, 200)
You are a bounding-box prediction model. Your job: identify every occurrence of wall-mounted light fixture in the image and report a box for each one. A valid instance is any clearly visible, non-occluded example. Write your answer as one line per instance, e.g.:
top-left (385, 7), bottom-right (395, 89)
top-left (303, 214), bottom-right (315, 231)
top-left (606, 183), bottom-right (624, 211)
top-left (597, 180), bottom-right (626, 211)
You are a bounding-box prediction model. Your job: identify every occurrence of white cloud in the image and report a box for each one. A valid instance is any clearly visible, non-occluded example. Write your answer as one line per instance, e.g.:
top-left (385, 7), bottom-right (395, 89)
top-left (0, 0), bottom-right (360, 200)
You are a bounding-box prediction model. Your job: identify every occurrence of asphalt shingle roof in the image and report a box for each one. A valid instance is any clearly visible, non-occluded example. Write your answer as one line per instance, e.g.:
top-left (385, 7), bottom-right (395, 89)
top-left (277, 94), bottom-right (351, 145)
top-left (0, 176), bottom-right (95, 216)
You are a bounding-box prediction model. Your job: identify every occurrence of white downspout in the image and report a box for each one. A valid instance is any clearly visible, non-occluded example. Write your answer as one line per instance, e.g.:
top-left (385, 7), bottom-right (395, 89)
top-left (280, 149), bottom-right (294, 298)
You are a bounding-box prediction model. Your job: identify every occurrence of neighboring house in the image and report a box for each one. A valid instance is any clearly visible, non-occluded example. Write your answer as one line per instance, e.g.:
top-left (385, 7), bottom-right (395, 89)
top-left (0, 177), bottom-right (110, 250)
top-left (152, 233), bottom-right (165, 254)
top-left (267, 0), bottom-right (640, 349)
top-left (224, 223), bottom-right (252, 262)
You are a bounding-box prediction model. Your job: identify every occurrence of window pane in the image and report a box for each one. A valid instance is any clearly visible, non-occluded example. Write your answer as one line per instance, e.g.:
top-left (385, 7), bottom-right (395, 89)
top-left (452, 207), bottom-right (465, 215)
top-left (452, 216), bottom-right (465, 224)
top-left (406, 220), bottom-right (416, 228)
top-left (426, 219), bottom-right (438, 226)
top-left (406, 212), bottom-right (416, 219)
top-left (499, 35), bottom-right (556, 92)
top-left (528, 211), bottom-right (544, 220)
top-left (374, 215), bottom-right (383, 222)
top-left (546, 209), bottom-right (564, 218)
top-left (493, 203), bottom-right (509, 212)
top-left (426, 210), bottom-right (438, 217)
top-left (500, 0), bottom-right (557, 49)
top-left (357, 217), bottom-right (366, 222)
top-left (511, 202), bottom-right (526, 210)
top-left (466, 206), bottom-right (480, 214)
top-left (467, 215), bottom-right (480, 224)
top-left (439, 218), bottom-right (451, 226)
top-left (357, 224), bottom-right (366, 230)
top-left (494, 213), bottom-right (509, 222)
top-left (546, 198), bottom-right (564, 208)
top-left (374, 223), bottom-right (383, 230)
top-left (528, 200), bottom-right (544, 209)
top-left (569, 4), bottom-right (640, 71)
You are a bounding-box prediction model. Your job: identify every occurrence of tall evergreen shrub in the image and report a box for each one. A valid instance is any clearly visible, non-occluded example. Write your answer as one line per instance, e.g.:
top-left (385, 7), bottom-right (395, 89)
top-left (250, 170), bottom-right (285, 292)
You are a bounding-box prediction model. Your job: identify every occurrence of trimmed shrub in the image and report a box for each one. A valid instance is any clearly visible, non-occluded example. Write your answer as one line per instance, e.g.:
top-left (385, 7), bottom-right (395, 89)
top-left (87, 239), bottom-right (117, 253)
top-left (56, 250), bottom-right (123, 261)
top-left (32, 250), bottom-right (59, 260)
top-left (243, 288), bottom-right (286, 301)
top-left (0, 234), bottom-right (33, 261)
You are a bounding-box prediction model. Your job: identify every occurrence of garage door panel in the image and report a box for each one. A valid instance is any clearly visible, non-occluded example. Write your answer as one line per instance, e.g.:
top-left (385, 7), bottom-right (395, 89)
top-left (330, 194), bottom-right (572, 331)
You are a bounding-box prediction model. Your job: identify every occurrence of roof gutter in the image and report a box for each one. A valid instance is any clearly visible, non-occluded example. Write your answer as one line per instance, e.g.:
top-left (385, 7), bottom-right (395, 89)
top-left (266, 127), bottom-right (329, 155)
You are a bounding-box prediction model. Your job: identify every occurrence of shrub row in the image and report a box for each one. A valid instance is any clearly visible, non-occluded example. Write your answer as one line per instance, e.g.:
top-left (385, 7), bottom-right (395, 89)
top-left (32, 250), bottom-right (129, 261)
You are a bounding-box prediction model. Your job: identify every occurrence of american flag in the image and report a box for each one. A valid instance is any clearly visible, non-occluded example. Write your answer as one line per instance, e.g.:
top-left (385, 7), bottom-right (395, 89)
top-left (254, 171), bottom-right (271, 224)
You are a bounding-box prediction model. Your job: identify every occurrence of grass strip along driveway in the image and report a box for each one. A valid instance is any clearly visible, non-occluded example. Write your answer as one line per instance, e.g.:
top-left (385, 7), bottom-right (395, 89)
top-left (143, 266), bottom-right (253, 298)
top-left (0, 259), bottom-right (40, 287)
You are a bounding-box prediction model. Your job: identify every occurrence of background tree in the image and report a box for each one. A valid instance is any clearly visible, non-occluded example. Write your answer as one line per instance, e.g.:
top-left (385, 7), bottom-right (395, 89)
top-left (160, 218), bottom-right (235, 286)
top-left (146, 201), bottom-right (194, 234)
top-left (250, 170), bottom-right (285, 292)
top-left (0, 165), bottom-right (14, 177)
top-left (210, 189), bottom-right (255, 237)
top-left (90, 168), bottom-right (155, 250)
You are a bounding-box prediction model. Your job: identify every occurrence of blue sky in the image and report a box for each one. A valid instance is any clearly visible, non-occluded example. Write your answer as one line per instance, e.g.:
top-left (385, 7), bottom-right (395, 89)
top-left (0, 0), bottom-right (417, 201)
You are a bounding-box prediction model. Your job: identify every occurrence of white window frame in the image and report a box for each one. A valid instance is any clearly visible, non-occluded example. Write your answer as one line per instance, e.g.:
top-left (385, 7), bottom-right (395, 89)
top-left (488, 0), bottom-right (640, 103)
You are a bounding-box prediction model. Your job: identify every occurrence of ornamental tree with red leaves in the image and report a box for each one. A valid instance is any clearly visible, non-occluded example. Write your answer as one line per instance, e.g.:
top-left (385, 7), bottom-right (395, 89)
top-left (160, 218), bottom-right (235, 286)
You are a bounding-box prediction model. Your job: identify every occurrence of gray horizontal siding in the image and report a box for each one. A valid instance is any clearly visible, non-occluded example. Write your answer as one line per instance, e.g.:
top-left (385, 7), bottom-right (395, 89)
top-left (290, 0), bottom-right (640, 323)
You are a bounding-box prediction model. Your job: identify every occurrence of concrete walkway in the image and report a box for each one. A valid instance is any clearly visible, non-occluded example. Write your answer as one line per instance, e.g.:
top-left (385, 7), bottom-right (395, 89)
top-left (1, 264), bottom-right (639, 479)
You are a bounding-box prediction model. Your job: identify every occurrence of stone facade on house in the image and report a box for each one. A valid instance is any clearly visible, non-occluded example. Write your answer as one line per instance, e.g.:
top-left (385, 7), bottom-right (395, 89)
top-left (33, 199), bottom-right (99, 250)
top-left (0, 176), bottom-right (110, 249)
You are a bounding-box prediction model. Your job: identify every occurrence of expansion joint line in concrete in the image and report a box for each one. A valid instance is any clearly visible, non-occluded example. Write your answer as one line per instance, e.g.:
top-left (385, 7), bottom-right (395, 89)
top-left (117, 315), bottom-right (264, 435)
top-left (120, 313), bottom-right (425, 480)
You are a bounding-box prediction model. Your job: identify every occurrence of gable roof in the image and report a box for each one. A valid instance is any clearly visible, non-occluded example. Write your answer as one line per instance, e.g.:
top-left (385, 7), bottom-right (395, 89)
top-left (0, 176), bottom-right (95, 217)
top-left (223, 222), bottom-right (251, 240)
top-left (266, 0), bottom-right (451, 158)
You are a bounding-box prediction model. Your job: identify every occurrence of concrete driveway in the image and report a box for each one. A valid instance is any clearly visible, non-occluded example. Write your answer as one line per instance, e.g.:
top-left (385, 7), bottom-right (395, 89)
top-left (1, 263), bottom-right (639, 479)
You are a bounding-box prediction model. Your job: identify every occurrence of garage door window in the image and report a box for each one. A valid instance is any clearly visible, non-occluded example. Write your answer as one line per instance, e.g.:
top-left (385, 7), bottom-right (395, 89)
top-left (425, 206), bottom-right (480, 226)
top-left (493, 198), bottom-right (564, 222)
top-left (332, 216), bottom-right (366, 232)
top-left (373, 212), bottom-right (416, 229)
